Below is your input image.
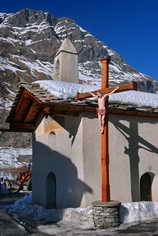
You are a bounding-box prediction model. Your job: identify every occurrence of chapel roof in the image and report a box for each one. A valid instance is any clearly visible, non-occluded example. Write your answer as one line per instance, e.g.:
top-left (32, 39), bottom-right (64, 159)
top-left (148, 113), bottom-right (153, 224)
top-left (5, 80), bottom-right (158, 132)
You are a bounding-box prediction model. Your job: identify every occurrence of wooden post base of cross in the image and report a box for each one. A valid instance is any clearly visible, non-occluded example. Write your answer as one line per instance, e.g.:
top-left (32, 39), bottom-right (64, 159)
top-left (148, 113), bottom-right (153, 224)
top-left (76, 57), bottom-right (137, 202)
top-left (101, 119), bottom-right (110, 201)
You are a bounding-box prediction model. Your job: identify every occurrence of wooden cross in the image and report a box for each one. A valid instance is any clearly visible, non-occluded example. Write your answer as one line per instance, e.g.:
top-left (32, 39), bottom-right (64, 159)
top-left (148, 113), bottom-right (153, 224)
top-left (76, 57), bottom-right (137, 202)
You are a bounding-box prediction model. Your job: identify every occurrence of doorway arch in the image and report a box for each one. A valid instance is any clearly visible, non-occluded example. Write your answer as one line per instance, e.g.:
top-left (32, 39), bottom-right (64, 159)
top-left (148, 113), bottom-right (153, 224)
top-left (140, 172), bottom-right (154, 201)
top-left (46, 172), bottom-right (56, 208)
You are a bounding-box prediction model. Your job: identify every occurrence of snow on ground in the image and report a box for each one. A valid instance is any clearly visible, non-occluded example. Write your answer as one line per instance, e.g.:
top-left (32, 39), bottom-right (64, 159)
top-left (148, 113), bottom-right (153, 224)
top-left (120, 202), bottom-right (158, 224)
top-left (7, 194), bottom-right (94, 228)
top-left (6, 193), bottom-right (158, 229)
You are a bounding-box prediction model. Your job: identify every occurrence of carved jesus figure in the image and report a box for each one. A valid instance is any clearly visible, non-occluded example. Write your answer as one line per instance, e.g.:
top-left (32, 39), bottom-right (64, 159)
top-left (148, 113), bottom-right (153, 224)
top-left (90, 86), bottom-right (119, 134)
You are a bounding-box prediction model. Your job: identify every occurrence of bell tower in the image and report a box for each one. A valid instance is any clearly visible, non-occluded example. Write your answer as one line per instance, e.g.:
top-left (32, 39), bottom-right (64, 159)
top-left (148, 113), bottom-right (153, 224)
top-left (54, 38), bottom-right (79, 83)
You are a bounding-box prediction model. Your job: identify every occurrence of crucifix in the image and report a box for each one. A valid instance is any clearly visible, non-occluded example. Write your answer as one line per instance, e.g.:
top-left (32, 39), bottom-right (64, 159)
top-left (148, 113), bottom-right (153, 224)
top-left (76, 57), bottom-right (137, 202)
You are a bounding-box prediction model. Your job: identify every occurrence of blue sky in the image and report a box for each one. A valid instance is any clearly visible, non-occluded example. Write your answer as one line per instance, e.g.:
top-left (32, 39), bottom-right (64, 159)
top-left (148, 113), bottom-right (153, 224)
top-left (1, 0), bottom-right (158, 80)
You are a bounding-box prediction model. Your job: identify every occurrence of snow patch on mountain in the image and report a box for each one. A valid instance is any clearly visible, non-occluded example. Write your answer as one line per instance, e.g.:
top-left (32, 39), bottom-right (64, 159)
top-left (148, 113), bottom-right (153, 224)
top-left (2, 55), bottom-right (55, 79)
top-left (0, 98), bottom-right (13, 109)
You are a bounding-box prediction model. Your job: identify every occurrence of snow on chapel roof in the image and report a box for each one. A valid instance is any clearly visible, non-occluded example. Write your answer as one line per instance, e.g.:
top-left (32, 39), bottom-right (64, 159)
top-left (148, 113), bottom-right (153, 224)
top-left (109, 90), bottom-right (158, 108)
top-left (6, 79), bottom-right (158, 132)
top-left (33, 80), bottom-right (158, 109)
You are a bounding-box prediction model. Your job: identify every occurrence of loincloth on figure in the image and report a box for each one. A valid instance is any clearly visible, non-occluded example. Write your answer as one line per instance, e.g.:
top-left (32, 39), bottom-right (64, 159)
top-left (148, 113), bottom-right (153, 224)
top-left (97, 108), bottom-right (106, 116)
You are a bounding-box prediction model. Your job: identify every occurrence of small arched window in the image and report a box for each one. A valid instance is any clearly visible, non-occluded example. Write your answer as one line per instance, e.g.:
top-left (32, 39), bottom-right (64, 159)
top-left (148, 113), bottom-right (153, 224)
top-left (140, 172), bottom-right (154, 201)
top-left (46, 172), bottom-right (56, 208)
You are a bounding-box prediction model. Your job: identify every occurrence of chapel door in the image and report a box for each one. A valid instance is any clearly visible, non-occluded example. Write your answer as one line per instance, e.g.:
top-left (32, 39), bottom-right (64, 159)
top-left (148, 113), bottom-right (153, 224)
top-left (46, 172), bottom-right (56, 208)
top-left (140, 172), bottom-right (154, 201)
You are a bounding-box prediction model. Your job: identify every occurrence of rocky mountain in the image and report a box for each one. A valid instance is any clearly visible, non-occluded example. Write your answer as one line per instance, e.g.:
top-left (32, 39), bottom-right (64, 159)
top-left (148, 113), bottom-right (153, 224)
top-left (0, 8), bottom-right (157, 174)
